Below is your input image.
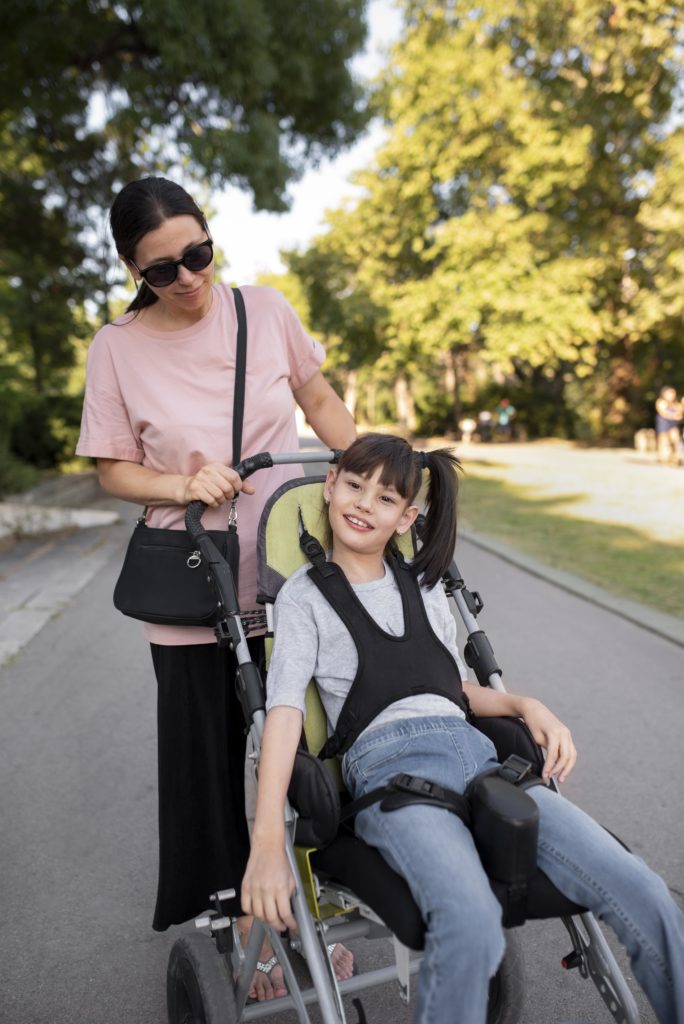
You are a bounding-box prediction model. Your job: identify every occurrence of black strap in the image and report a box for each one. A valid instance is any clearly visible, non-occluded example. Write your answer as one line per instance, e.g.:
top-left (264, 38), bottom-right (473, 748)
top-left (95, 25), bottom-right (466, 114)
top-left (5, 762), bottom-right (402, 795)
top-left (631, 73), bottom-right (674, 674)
top-left (231, 287), bottom-right (247, 465)
top-left (298, 509), bottom-right (335, 577)
top-left (340, 773), bottom-right (471, 828)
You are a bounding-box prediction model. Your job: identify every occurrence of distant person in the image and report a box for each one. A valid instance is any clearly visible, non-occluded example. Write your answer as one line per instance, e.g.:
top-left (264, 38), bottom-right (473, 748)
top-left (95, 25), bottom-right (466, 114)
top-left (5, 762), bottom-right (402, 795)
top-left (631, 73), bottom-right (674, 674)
top-left (494, 398), bottom-right (516, 440)
top-left (458, 416), bottom-right (476, 444)
top-left (655, 386), bottom-right (683, 465)
top-left (476, 409), bottom-right (493, 442)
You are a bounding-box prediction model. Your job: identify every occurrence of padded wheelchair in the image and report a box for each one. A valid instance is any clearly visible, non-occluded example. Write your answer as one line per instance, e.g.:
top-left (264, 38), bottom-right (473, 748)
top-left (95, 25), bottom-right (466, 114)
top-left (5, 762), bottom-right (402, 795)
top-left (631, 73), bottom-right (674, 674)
top-left (166, 449), bottom-right (642, 1024)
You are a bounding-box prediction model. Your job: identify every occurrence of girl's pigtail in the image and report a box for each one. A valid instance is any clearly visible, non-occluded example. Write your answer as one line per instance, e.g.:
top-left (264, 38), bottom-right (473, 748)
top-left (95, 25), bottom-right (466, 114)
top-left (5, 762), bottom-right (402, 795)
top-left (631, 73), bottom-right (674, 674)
top-left (411, 448), bottom-right (461, 588)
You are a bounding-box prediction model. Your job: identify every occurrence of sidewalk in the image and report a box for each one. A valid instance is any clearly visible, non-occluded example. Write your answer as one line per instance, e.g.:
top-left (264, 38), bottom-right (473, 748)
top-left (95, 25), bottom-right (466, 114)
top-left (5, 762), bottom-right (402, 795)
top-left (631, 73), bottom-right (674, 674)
top-left (0, 473), bottom-right (126, 666)
top-left (1, 471), bottom-right (120, 541)
top-left (424, 438), bottom-right (684, 648)
top-left (452, 439), bottom-right (684, 545)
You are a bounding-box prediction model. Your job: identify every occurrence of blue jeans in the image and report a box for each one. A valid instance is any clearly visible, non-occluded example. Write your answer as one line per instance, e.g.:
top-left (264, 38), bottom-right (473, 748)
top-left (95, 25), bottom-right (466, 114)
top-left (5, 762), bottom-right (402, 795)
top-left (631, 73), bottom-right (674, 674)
top-left (342, 717), bottom-right (684, 1024)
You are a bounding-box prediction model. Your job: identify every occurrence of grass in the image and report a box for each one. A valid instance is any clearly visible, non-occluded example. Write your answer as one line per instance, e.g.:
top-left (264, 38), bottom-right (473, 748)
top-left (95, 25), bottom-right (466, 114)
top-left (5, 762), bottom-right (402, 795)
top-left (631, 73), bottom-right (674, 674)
top-left (458, 471), bottom-right (684, 619)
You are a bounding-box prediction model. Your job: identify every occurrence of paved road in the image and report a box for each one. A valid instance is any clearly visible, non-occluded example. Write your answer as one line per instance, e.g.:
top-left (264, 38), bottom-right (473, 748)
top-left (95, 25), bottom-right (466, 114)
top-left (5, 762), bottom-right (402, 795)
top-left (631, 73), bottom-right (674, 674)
top-left (1, 465), bottom-right (682, 1024)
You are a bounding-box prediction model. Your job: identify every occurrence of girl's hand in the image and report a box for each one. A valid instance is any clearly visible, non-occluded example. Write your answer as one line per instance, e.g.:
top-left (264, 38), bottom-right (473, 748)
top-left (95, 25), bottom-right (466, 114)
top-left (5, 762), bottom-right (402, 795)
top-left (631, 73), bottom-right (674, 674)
top-left (241, 840), bottom-right (297, 933)
top-left (182, 462), bottom-right (255, 507)
top-left (519, 698), bottom-right (577, 783)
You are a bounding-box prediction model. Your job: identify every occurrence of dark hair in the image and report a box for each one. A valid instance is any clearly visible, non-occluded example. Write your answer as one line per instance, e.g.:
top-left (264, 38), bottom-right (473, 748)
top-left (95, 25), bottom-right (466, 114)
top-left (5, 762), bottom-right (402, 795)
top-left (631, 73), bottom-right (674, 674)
top-left (335, 433), bottom-right (461, 588)
top-left (109, 177), bottom-right (208, 313)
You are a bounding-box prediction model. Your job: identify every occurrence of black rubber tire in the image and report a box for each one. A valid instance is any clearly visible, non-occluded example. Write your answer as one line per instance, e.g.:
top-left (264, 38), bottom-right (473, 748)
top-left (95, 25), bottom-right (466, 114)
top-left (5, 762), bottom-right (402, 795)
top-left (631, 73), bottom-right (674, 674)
top-left (486, 930), bottom-right (525, 1024)
top-left (167, 932), bottom-right (238, 1024)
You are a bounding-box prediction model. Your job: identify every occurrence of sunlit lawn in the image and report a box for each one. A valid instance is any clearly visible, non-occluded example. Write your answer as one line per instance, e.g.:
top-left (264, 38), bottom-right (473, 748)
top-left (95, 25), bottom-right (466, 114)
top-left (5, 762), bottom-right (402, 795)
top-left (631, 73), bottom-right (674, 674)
top-left (458, 471), bottom-right (684, 620)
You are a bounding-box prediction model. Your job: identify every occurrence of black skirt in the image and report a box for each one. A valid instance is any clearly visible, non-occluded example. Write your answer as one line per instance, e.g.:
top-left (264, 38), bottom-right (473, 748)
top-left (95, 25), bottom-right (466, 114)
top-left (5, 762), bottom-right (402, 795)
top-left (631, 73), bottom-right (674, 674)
top-left (150, 638), bottom-right (263, 931)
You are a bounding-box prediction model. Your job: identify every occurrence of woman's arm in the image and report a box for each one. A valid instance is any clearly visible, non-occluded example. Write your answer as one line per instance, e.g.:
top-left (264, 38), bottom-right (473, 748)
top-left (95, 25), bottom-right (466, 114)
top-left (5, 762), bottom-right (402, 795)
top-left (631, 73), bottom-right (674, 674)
top-left (293, 371), bottom-right (356, 449)
top-left (241, 706), bottom-right (304, 932)
top-left (464, 683), bottom-right (577, 783)
top-left (96, 458), bottom-right (255, 508)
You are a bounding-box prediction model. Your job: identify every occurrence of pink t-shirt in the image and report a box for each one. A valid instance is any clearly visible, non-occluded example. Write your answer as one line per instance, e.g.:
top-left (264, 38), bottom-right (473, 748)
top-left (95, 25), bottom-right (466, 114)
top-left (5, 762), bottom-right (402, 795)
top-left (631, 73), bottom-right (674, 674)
top-left (77, 283), bottom-right (325, 645)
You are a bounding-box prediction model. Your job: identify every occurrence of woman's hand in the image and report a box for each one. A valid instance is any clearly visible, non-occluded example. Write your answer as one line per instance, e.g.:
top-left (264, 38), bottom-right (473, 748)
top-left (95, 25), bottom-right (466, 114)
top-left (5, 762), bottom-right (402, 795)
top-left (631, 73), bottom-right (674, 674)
top-left (241, 838), bottom-right (297, 933)
top-left (182, 462), bottom-right (255, 507)
top-left (519, 697), bottom-right (577, 783)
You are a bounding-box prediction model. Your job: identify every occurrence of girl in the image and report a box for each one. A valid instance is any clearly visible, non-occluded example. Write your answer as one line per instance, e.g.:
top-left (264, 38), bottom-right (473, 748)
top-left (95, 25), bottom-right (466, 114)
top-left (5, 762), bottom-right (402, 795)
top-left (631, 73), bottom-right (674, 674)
top-left (242, 433), bottom-right (684, 1023)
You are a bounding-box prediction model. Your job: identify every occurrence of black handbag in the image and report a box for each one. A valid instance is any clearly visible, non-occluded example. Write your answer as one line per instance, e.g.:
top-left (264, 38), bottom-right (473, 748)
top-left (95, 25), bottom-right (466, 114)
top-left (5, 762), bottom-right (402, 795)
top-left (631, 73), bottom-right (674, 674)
top-left (113, 287), bottom-right (247, 627)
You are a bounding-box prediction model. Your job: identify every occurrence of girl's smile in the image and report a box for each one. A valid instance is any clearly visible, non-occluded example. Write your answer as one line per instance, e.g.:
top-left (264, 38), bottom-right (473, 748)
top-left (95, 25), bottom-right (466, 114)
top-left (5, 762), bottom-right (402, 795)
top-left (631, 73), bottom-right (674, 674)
top-left (344, 513), bottom-right (374, 531)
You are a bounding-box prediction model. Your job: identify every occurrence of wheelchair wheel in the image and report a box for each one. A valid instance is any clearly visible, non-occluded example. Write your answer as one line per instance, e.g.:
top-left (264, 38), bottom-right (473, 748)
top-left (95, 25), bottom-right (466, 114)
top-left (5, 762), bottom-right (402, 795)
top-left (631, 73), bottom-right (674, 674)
top-left (167, 932), bottom-right (238, 1024)
top-left (486, 931), bottom-right (525, 1024)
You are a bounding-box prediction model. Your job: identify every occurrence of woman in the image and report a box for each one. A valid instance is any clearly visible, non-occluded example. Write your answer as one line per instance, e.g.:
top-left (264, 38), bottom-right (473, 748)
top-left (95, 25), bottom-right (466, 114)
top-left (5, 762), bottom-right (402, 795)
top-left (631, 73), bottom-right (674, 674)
top-left (76, 176), bottom-right (356, 996)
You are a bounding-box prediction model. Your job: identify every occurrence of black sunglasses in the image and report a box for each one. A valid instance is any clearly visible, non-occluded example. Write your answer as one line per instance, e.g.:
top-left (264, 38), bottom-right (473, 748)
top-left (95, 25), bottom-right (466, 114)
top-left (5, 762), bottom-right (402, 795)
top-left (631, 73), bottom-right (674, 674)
top-left (130, 239), bottom-right (214, 288)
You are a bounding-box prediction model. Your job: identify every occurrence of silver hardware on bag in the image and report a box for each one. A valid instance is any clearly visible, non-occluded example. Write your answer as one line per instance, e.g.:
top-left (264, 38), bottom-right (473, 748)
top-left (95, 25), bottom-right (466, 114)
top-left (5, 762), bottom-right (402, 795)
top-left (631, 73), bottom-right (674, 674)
top-left (228, 496), bottom-right (238, 528)
top-left (187, 550), bottom-right (202, 569)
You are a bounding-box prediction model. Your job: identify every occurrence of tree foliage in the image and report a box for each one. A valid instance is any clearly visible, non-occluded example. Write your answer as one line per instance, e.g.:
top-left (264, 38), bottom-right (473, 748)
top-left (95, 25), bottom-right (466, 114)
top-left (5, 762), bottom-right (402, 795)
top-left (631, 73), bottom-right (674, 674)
top-left (286, 0), bottom-right (684, 440)
top-left (0, 0), bottom-right (370, 485)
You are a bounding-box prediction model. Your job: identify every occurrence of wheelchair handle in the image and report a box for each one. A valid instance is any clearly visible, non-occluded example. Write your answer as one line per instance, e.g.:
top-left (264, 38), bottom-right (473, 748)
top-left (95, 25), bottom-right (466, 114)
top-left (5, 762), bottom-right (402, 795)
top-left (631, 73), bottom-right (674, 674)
top-left (184, 449), bottom-right (343, 538)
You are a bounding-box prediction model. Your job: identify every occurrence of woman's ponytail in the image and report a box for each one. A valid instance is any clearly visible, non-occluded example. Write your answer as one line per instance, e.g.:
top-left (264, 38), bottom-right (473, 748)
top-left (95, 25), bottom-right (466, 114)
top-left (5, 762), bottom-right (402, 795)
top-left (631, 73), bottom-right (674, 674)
top-left (125, 279), bottom-right (157, 313)
top-left (411, 448), bottom-right (461, 588)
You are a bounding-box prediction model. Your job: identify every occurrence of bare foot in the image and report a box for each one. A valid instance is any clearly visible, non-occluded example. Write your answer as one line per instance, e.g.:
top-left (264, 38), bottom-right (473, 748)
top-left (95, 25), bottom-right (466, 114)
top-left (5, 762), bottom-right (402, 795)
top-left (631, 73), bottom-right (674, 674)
top-left (329, 943), bottom-right (355, 981)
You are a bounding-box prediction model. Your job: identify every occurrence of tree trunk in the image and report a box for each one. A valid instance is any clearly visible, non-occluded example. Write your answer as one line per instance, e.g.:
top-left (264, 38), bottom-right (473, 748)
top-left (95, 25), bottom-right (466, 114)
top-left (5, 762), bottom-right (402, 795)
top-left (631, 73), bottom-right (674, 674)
top-left (344, 369), bottom-right (357, 420)
top-left (394, 375), bottom-right (417, 433)
top-left (448, 345), bottom-right (462, 428)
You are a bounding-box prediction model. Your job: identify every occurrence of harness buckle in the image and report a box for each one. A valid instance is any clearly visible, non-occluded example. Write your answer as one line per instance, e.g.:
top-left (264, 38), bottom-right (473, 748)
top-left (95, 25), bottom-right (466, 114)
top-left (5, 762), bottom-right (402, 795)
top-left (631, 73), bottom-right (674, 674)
top-left (392, 773), bottom-right (440, 800)
top-left (499, 754), bottom-right (534, 785)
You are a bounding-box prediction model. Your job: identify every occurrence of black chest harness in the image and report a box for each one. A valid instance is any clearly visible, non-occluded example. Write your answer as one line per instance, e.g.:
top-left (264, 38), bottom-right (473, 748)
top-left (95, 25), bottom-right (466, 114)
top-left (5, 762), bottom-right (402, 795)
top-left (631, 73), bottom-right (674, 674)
top-left (306, 543), bottom-right (472, 761)
top-left (290, 527), bottom-right (549, 926)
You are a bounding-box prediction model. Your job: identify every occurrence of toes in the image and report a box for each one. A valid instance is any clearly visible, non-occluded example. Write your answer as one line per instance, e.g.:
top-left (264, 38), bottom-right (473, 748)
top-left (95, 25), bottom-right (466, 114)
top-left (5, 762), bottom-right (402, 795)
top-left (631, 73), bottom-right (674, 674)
top-left (269, 964), bottom-right (288, 998)
top-left (330, 944), bottom-right (355, 980)
top-left (250, 972), bottom-right (274, 1001)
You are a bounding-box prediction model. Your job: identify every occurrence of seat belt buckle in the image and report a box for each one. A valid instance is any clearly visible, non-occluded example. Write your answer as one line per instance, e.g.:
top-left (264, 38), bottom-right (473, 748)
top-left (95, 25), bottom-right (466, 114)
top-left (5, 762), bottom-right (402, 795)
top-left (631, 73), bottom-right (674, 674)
top-left (391, 773), bottom-right (438, 799)
top-left (499, 754), bottom-right (534, 785)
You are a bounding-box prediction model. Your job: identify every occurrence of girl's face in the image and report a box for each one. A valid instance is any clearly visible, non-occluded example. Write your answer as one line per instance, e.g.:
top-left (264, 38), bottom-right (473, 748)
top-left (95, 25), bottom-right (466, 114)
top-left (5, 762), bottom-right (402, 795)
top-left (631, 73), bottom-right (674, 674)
top-left (126, 215), bottom-right (214, 319)
top-left (324, 466), bottom-right (418, 559)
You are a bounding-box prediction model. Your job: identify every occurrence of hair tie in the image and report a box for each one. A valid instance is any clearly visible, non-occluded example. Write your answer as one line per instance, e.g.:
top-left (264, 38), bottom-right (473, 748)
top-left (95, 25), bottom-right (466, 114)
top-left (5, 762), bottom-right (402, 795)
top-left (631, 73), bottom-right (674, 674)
top-left (415, 450), bottom-right (429, 470)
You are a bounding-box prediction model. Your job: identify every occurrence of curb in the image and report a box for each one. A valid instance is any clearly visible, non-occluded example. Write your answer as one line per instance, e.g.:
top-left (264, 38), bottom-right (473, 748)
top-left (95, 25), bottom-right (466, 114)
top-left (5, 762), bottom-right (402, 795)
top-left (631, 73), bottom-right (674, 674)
top-left (0, 503), bottom-right (120, 540)
top-left (459, 528), bottom-right (684, 651)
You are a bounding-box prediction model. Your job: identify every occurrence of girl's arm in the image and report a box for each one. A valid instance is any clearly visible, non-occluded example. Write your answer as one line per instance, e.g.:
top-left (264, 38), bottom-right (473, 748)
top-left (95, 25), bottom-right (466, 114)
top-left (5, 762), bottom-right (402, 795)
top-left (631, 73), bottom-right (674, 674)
top-left (293, 371), bottom-right (357, 449)
top-left (96, 458), bottom-right (254, 508)
top-left (463, 683), bottom-right (577, 783)
top-left (241, 706), bottom-right (304, 932)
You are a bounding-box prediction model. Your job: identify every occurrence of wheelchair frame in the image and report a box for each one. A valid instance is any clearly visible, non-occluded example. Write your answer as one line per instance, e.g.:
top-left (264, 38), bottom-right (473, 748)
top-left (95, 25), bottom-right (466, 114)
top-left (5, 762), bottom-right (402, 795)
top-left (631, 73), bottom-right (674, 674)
top-left (168, 449), bottom-right (640, 1024)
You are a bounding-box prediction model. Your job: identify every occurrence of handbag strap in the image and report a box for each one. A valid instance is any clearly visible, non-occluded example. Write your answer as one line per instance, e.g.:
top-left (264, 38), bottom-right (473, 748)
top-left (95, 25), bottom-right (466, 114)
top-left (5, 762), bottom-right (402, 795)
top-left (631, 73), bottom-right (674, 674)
top-left (140, 289), bottom-right (248, 525)
top-left (231, 287), bottom-right (248, 465)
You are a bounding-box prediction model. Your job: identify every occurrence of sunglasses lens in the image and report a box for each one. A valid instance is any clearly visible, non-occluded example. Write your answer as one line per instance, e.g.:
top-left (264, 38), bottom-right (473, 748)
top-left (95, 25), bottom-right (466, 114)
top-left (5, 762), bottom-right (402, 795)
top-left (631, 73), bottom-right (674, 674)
top-left (184, 242), bottom-right (213, 272)
top-left (145, 263), bottom-right (177, 287)
top-left (140, 241), bottom-right (213, 287)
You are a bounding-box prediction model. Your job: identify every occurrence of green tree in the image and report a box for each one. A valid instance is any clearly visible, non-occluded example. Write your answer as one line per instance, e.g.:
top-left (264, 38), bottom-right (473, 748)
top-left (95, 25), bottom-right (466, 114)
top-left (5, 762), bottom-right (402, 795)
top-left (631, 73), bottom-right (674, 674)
top-left (0, 0), bottom-right (371, 482)
top-left (288, 0), bottom-right (684, 439)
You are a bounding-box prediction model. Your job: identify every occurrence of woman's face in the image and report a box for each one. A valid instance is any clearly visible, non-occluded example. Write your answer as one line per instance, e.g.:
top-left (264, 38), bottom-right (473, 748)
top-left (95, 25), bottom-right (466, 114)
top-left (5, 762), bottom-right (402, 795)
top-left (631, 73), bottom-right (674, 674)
top-left (128, 215), bottom-right (214, 318)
